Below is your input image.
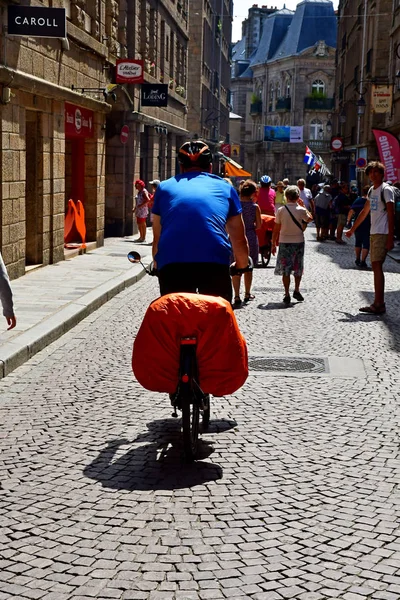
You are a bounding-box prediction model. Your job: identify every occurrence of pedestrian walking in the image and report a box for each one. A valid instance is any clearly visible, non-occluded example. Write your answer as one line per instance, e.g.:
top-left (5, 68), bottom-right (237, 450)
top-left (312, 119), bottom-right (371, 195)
top-left (148, 179), bottom-right (160, 225)
top-left (134, 179), bottom-right (151, 242)
top-left (258, 175), bottom-right (276, 215)
top-left (232, 180), bottom-right (262, 306)
top-left (271, 185), bottom-right (313, 304)
top-left (346, 185), bottom-right (371, 269)
top-left (328, 178), bottom-right (340, 240)
top-left (335, 182), bottom-right (351, 244)
top-left (314, 184), bottom-right (332, 241)
top-left (346, 161), bottom-right (395, 314)
top-left (275, 181), bottom-right (286, 208)
top-left (297, 179), bottom-right (314, 214)
top-left (0, 252), bottom-right (16, 330)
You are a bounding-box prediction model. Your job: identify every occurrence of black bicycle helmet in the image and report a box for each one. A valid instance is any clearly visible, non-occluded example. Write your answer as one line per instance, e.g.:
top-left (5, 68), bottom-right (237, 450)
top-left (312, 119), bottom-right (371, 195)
top-left (178, 140), bottom-right (213, 169)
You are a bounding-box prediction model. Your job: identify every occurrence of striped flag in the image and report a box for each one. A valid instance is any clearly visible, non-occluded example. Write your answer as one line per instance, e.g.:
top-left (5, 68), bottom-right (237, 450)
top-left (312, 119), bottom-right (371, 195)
top-left (314, 155), bottom-right (331, 176)
top-left (303, 146), bottom-right (316, 166)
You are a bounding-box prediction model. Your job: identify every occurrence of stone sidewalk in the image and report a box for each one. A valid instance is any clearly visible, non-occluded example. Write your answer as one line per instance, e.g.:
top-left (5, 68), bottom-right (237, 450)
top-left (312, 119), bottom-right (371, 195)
top-left (0, 235), bottom-right (153, 379)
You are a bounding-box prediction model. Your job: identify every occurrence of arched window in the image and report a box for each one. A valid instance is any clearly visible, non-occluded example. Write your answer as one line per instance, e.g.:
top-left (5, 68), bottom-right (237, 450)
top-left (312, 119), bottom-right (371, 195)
top-left (270, 84), bottom-right (274, 101)
top-left (310, 119), bottom-right (323, 140)
top-left (286, 79), bottom-right (291, 97)
top-left (312, 79), bottom-right (325, 95)
top-left (276, 82), bottom-right (281, 99)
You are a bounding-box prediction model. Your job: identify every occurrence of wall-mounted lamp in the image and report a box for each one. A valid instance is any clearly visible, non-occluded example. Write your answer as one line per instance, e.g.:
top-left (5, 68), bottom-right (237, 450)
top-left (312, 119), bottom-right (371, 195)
top-left (326, 119), bottom-right (332, 134)
top-left (154, 125), bottom-right (168, 135)
top-left (339, 107), bottom-right (347, 123)
top-left (357, 96), bottom-right (366, 116)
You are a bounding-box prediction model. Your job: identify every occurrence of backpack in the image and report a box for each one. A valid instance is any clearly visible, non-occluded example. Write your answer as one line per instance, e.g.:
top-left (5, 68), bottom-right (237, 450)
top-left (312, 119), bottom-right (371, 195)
top-left (368, 183), bottom-right (400, 211)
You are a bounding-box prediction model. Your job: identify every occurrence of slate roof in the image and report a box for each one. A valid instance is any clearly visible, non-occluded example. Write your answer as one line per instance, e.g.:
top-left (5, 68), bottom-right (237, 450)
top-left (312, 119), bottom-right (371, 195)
top-left (232, 37), bottom-right (246, 61)
top-left (239, 65), bottom-right (254, 79)
top-left (272, 0), bottom-right (337, 60)
top-left (250, 8), bottom-right (294, 66)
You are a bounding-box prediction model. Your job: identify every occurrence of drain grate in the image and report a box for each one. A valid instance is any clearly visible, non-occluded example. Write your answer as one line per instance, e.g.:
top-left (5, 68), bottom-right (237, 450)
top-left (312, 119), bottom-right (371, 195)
top-left (248, 356), bottom-right (328, 373)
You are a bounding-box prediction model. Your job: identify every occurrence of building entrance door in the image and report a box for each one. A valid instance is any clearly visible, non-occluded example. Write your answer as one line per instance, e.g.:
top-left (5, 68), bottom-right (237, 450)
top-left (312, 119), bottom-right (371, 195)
top-left (25, 111), bottom-right (43, 267)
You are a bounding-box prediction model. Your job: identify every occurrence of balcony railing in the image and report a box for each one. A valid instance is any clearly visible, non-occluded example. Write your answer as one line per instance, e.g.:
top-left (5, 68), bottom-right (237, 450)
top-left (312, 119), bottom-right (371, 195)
top-left (276, 97), bottom-right (291, 111)
top-left (250, 101), bottom-right (262, 116)
top-left (304, 97), bottom-right (335, 110)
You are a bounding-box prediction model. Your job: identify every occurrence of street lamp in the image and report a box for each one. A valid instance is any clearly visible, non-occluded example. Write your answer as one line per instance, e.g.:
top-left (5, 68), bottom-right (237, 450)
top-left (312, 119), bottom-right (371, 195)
top-left (356, 96), bottom-right (366, 115)
top-left (339, 107), bottom-right (347, 123)
top-left (326, 119), bottom-right (332, 134)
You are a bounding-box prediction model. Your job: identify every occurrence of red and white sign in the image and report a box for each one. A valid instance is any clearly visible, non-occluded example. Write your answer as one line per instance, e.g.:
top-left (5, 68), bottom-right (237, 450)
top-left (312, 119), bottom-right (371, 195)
top-left (116, 59), bottom-right (144, 84)
top-left (330, 136), bottom-right (343, 152)
top-left (356, 157), bottom-right (367, 168)
top-left (120, 125), bottom-right (129, 144)
top-left (65, 103), bottom-right (94, 138)
top-left (221, 143), bottom-right (231, 157)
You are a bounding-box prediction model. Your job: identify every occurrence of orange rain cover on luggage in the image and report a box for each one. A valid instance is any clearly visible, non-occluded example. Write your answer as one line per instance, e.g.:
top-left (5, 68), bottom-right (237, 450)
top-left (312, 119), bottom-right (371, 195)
top-left (132, 293), bottom-right (248, 397)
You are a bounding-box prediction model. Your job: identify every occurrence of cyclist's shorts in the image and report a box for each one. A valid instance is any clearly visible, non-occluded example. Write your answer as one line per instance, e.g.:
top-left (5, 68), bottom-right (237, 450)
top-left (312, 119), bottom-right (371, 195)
top-left (132, 293), bottom-right (248, 396)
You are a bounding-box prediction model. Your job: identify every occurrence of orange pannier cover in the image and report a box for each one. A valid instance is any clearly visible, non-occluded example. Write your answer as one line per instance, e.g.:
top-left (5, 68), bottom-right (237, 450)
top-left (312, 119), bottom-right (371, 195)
top-left (132, 293), bottom-right (248, 397)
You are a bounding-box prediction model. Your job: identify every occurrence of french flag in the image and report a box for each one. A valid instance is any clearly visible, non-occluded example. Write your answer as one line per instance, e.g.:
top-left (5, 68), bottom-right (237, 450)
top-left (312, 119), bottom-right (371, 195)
top-left (303, 146), bottom-right (316, 166)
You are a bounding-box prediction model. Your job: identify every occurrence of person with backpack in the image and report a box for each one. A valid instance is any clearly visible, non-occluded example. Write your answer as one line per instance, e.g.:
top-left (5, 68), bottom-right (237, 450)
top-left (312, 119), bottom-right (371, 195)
top-left (346, 161), bottom-right (395, 314)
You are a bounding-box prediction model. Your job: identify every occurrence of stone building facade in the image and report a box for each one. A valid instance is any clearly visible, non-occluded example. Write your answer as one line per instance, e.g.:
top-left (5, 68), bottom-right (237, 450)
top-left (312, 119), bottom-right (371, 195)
top-left (335, 0), bottom-right (400, 184)
top-left (0, 0), bottom-right (189, 278)
top-left (186, 0), bottom-right (233, 150)
top-left (231, 0), bottom-right (337, 183)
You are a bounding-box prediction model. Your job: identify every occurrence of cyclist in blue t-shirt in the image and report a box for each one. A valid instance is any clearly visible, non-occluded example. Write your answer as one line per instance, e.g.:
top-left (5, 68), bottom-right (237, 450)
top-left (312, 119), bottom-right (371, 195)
top-left (151, 140), bottom-right (249, 302)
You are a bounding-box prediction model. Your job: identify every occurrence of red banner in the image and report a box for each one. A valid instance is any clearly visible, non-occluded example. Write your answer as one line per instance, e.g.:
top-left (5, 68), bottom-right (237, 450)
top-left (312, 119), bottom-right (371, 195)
top-left (372, 129), bottom-right (400, 183)
top-left (65, 103), bottom-right (94, 138)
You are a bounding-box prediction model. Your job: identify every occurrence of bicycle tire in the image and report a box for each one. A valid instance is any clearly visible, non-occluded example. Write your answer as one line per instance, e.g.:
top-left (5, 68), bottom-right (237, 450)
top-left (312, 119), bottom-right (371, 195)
top-left (182, 393), bottom-right (200, 461)
top-left (261, 246), bottom-right (271, 267)
top-left (202, 395), bottom-right (210, 430)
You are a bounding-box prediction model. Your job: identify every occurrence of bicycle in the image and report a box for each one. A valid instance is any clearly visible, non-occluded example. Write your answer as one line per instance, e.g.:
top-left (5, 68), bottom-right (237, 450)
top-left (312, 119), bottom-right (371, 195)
top-left (128, 251), bottom-right (249, 461)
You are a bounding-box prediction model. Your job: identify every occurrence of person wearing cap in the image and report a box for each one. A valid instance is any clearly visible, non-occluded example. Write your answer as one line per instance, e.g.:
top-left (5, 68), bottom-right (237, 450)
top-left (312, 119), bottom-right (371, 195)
top-left (282, 178), bottom-right (289, 188)
top-left (258, 175), bottom-right (276, 215)
top-left (151, 140), bottom-right (249, 302)
top-left (0, 252), bottom-right (16, 330)
top-left (275, 181), bottom-right (286, 208)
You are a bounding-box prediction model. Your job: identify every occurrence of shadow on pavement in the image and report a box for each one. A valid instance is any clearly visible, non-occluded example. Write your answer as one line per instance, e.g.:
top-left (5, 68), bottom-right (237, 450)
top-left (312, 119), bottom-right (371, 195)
top-left (83, 419), bottom-right (223, 491)
top-left (257, 302), bottom-right (296, 310)
top-left (316, 240), bottom-right (400, 273)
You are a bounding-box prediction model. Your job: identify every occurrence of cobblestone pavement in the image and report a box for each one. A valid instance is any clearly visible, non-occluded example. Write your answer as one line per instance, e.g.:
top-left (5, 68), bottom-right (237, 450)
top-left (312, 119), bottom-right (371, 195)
top-left (1, 228), bottom-right (400, 600)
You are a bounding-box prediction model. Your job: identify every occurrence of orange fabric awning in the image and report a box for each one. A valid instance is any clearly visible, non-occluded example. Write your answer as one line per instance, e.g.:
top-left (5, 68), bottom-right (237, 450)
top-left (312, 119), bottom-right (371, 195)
top-left (224, 162), bottom-right (252, 177)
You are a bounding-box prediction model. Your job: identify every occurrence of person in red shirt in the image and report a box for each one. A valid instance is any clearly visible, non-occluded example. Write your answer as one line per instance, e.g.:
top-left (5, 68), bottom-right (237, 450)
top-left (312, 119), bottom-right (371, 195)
top-left (257, 175), bottom-right (276, 215)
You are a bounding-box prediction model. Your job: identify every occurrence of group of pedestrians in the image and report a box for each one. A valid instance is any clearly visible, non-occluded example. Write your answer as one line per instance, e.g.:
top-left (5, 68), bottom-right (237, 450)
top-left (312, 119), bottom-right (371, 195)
top-left (136, 144), bottom-right (396, 316)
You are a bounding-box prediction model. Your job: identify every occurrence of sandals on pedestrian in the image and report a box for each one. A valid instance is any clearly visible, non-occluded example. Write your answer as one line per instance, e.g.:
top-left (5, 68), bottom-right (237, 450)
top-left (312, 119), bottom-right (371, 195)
top-left (233, 296), bottom-right (242, 307)
top-left (244, 293), bottom-right (255, 302)
top-left (359, 304), bottom-right (386, 315)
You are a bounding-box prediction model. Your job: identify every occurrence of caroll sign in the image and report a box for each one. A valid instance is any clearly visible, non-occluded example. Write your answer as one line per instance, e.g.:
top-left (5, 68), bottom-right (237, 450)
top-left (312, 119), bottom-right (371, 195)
top-left (116, 59), bottom-right (144, 84)
top-left (8, 6), bottom-right (66, 38)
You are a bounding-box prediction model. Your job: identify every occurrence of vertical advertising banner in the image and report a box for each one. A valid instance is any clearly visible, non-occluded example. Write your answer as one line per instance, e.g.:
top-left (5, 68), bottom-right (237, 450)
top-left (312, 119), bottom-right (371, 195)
top-left (372, 129), bottom-right (400, 183)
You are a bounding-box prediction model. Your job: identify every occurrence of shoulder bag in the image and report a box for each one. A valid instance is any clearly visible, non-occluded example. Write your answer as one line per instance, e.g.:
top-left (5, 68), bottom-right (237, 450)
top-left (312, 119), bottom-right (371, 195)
top-left (284, 205), bottom-right (307, 232)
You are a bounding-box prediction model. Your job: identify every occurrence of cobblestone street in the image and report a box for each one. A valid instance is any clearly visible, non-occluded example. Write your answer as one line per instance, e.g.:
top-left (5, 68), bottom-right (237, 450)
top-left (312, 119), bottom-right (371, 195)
top-left (1, 229), bottom-right (400, 600)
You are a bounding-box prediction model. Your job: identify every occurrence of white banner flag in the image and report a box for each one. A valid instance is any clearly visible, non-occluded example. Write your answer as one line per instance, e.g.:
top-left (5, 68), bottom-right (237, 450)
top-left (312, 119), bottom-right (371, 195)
top-left (290, 126), bottom-right (303, 143)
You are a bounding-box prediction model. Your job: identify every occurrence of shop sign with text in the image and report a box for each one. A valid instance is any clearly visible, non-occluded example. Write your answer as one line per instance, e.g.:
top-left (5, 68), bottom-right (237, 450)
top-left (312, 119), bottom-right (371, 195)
top-left (371, 85), bottom-right (393, 113)
top-left (8, 6), bottom-right (66, 38)
top-left (116, 59), bottom-right (144, 84)
top-left (141, 84), bottom-right (168, 107)
top-left (65, 103), bottom-right (94, 138)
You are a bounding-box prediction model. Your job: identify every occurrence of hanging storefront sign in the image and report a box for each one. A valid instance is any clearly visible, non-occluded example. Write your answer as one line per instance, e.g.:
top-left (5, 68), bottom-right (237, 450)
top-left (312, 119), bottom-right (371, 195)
top-left (116, 59), bottom-right (144, 84)
top-left (65, 103), bottom-right (94, 138)
top-left (8, 6), bottom-right (66, 38)
top-left (231, 144), bottom-right (240, 158)
top-left (141, 84), bottom-right (168, 107)
top-left (372, 129), bottom-right (400, 182)
top-left (221, 143), bottom-right (231, 157)
top-left (371, 85), bottom-right (393, 114)
top-left (264, 126), bottom-right (303, 143)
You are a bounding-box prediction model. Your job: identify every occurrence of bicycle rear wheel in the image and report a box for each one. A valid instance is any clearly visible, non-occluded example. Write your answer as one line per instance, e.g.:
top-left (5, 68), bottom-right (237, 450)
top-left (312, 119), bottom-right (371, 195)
top-left (182, 394), bottom-right (200, 461)
top-left (202, 394), bottom-right (210, 431)
top-left (261, 245), bottom-right (271, 267)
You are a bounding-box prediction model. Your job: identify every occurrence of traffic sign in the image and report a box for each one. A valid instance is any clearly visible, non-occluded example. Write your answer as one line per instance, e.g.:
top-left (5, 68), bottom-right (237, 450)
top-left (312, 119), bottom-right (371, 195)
top-left (331, 136), bottom-right (343, 152)
top-left (120, 125), bottom-right (129, 144)
top-left (356, 157), bottom-right (367, 168)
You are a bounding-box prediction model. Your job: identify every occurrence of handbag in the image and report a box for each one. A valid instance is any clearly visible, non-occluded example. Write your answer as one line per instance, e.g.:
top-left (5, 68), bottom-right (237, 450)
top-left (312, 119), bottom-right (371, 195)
top-left (284, 205), bottom-right (307, 232)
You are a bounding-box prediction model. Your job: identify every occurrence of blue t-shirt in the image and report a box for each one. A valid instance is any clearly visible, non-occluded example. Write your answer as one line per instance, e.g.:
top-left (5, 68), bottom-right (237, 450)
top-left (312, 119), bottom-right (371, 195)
top-left (152, 172), bottom-right (242, 269)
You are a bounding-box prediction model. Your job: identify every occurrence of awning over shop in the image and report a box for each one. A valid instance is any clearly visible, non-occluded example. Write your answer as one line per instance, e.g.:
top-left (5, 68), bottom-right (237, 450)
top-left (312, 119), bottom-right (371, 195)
top-left (224, 162), bottom-right (252, 177)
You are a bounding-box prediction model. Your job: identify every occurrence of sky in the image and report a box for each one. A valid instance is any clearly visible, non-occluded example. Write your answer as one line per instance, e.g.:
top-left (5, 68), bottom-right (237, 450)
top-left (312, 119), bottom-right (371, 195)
top-left (232, 0), bottom-right (339, 43)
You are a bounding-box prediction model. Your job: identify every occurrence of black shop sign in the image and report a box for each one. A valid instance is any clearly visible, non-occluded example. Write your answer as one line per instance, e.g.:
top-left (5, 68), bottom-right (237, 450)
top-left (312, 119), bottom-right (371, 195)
top-left (8, 6), bottom-right (66, 38)
top-left (141, 84), bottom-right (168, 107)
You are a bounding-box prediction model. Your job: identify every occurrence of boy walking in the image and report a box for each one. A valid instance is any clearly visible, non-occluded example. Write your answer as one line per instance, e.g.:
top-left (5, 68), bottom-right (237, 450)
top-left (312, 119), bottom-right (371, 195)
top-left (346, 161), bottom-right (395, 314)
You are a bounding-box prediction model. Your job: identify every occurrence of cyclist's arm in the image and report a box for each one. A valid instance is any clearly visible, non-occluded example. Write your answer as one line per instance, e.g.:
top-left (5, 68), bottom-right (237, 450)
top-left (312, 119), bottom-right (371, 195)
top-left (152, 215), bottom-right (161, 266)
top-left (226, 214), bottom-right (249, 269)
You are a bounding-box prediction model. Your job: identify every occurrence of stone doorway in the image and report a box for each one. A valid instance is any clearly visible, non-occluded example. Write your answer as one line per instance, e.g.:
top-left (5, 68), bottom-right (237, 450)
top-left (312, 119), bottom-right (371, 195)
top-left (25, 111), bottom-right (43, 268)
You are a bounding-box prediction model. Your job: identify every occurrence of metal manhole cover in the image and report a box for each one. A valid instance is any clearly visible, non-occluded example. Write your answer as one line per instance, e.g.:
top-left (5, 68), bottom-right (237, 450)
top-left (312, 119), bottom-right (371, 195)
top-left (249, 356), bottom-right (328, 373)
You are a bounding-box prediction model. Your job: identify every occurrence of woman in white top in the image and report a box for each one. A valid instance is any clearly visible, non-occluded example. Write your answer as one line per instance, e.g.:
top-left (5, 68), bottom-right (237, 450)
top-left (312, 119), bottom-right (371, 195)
top-left (271, 185), bottom-right (313, 304)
